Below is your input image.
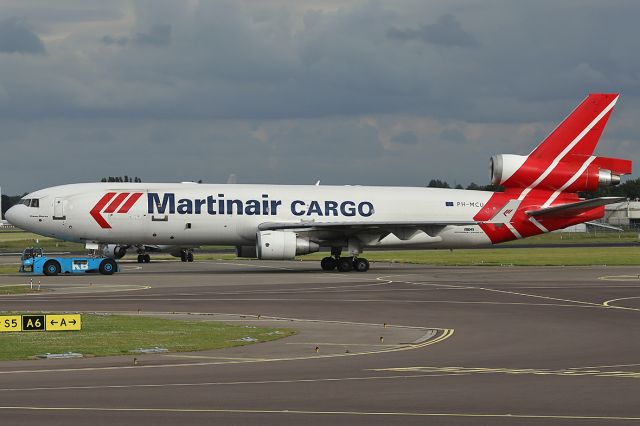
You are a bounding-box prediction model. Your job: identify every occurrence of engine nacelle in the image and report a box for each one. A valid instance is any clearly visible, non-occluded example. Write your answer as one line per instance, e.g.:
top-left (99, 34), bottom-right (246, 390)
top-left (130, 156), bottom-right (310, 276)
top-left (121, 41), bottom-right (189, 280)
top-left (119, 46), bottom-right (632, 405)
top-left (236, 245), bottom-right (257, 258)
top-left (490, 154), bottom-right (528, 186)
top-left (256, 231), bottom-right (319, 260)
top-left (490, 154), bottom-right (621, 192)
top-left (103, 244), bottom-right (127, 259)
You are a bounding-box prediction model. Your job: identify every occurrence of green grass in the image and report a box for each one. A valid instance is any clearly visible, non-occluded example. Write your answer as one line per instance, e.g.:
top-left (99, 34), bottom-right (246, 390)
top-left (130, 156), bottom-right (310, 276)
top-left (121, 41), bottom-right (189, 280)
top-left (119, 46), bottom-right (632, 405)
top-left (0, 230), bottom-right (83, 252)
top-left (0, 285), bottom-right (43, 295)
top-left (0, 314), bottom-right (294, 361)
top-left (0, 264), bottom-right (19, 274)
top-left (503, 231), bottom-right (638, 245)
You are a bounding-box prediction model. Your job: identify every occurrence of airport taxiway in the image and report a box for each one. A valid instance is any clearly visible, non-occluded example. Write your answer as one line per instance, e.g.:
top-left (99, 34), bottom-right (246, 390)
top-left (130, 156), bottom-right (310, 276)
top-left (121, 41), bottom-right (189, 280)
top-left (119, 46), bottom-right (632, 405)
top-left (0, 259), bottom-right (639, 425)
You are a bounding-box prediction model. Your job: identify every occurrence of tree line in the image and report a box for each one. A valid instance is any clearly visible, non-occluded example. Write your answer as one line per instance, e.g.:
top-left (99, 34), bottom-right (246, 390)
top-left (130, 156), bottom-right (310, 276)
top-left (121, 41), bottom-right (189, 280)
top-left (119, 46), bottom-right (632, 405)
top-left (100, 176), bottom-right (142, 183)
top-left (427, 179), bottom-right (503, 192)
top-left (428, 177), bottom-right (640, 200)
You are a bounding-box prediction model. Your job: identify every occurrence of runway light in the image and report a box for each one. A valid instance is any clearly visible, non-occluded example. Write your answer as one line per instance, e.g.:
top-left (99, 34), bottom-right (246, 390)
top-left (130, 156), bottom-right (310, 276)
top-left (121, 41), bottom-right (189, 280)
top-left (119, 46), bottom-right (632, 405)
top-left (380, 336), bottom-right (384, 344)
top-left (345, 349), bottom-right (350, 353)
top-left (257, 314), bottom-right (261, 319)
top-left (383, 323), bottom-right (387, 328)
top-left (315, 346), bottom-right (319, 353)
top-left (133, 358), bottom-right (138, 366)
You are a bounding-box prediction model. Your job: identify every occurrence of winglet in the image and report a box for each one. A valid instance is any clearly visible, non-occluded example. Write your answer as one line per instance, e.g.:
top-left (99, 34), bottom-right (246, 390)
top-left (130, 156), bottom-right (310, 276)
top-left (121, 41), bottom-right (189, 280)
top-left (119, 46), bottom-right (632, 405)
top-left (489, 199), bottom-right (521, 224)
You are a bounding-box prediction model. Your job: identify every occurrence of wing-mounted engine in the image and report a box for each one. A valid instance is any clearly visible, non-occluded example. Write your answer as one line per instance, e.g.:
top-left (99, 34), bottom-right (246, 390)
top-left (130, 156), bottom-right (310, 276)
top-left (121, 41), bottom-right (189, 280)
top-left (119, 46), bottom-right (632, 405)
top-left (256, 230), bottom-right (319, 260)
top-left (103, 244), bottom-right (127, 259)
top-left (490, 153), bottom-right (631, 192)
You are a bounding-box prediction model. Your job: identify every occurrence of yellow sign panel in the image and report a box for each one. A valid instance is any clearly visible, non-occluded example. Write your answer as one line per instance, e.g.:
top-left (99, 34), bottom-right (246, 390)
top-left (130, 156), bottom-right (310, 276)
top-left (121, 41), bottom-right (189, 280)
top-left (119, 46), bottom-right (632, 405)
top-left (0, 315), bottom-right (22, 332)
top-left (45, 314), bottom-right (81, 331)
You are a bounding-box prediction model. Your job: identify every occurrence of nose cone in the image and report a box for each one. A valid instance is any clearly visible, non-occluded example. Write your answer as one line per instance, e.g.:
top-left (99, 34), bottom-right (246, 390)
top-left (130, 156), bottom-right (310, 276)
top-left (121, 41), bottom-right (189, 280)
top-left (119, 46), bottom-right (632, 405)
top-left (4, 206), bottom-right (21, 227)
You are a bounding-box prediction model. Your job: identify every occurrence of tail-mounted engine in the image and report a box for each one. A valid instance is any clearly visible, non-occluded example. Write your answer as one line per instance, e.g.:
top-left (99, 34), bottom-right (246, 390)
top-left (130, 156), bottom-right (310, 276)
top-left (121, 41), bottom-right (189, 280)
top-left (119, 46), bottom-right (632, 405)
top-left (490, 154), bottom-right (631, 192)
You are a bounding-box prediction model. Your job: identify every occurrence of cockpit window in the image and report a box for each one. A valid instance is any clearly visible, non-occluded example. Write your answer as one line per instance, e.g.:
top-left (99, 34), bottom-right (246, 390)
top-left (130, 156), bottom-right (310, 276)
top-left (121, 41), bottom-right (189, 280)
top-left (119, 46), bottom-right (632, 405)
top-left (19, 199), bottom-right (39, 208)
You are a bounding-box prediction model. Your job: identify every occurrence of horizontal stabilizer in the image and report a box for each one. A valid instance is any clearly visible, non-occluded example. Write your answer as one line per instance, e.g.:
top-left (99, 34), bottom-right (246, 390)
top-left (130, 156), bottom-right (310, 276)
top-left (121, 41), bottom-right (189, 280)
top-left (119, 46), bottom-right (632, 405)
top-left (592, 156), bottom-right (633, 175)
top-left (525, 197), bottom-right (625, 217)
top-left (584, 221), bottom-right (624, 231)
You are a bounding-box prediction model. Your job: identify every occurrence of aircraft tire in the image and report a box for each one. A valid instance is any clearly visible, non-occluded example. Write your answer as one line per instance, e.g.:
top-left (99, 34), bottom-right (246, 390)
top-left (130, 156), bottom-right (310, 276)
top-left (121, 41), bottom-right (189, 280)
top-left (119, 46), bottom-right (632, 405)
top-left (180, 251), bottom-right (187, 262)
top-left (144, 254), bottom-right (151, 263)
top-left (43, 260), bottom-right (61, 276)
top-left (99, 258), bottom-right (117, 275)
top-left (337, 257), bottom-right (354, 272)
top-left (187, 252), bottom-right (194, 262)
top-left (320, 256), bottom-right (337, 271)
top-left (353, 258), bottom-right (370, 272)
top-left (137, 255), bottom-right (144, 263)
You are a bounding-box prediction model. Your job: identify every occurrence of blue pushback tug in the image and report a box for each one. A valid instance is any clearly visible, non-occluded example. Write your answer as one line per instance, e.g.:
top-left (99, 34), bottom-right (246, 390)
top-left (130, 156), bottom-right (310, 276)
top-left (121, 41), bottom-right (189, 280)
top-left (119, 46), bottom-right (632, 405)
top-left (19, 248), bottom-right (119, 276)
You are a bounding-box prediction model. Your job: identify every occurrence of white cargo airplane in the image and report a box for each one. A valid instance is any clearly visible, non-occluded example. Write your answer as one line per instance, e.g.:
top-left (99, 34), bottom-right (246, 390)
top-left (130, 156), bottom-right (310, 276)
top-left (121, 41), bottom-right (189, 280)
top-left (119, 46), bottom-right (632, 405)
top-left (5, 94), bottom-right (632, 272)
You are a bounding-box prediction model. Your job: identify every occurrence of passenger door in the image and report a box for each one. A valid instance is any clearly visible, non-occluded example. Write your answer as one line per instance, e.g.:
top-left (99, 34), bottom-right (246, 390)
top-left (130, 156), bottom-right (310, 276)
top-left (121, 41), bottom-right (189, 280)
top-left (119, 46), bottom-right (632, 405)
top-left (53, 197), bottom-right (65, 220)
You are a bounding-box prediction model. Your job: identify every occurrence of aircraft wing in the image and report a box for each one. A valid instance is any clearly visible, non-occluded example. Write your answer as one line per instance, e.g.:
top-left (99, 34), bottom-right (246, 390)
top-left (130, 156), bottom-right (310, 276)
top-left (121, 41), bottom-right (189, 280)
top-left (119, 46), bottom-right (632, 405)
top-left (525, 197), bottom-right (625, 217)
top-left (258, 220), bottom-right (480, 244)
top-left (258, 220), bottom-right (478, 232)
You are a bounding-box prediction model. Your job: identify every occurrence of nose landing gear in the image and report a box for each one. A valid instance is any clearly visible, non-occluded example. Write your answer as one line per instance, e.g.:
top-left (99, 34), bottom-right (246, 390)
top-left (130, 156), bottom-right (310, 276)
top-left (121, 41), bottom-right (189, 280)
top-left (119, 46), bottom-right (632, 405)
top-left (180, 249), bottom-right (194, 262)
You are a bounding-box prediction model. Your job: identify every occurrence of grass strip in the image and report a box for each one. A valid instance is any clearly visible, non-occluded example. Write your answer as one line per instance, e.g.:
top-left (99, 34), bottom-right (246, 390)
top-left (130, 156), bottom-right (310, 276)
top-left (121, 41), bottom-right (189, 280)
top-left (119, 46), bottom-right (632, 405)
top-left (0, 314), bottom-right (294, 361)
top-left (0, 230), bottom-right (83, 252)
top-left (0, 264), bottom-right (20, 274)
top-left (0, 285), bottom-right (43, 295)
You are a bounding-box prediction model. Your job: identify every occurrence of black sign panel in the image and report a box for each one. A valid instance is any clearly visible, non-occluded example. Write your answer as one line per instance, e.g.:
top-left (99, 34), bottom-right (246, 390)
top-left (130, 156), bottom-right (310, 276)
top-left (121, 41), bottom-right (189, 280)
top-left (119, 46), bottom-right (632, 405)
top-left (22, 315), bottom-right (45, 331)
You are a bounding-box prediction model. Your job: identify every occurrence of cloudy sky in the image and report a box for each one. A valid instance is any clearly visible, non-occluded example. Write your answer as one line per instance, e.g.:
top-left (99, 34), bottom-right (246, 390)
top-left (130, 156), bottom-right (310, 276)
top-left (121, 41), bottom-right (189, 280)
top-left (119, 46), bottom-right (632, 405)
top-left (0, 0), bottom-right (639, 194)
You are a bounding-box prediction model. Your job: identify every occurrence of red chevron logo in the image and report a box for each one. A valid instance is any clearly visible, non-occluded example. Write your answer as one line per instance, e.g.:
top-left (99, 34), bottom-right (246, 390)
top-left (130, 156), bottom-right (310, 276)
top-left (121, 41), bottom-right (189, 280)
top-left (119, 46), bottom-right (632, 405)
top-left (90, 192), bottom-right (143, 229)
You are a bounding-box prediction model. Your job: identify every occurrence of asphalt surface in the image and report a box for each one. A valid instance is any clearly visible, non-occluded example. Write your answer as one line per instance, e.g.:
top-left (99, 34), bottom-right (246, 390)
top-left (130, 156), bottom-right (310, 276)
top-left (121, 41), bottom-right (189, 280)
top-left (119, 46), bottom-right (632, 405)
top-left (1, 259), bottom-right (639, 425)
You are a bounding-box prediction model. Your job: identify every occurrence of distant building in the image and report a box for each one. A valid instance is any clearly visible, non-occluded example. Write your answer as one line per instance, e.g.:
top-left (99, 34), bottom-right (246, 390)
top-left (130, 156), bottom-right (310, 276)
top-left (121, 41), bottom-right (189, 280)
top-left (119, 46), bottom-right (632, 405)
top-left (557, 223), bottom-right (587, 233)
top-left (603, 201), bottom-right (640, 228)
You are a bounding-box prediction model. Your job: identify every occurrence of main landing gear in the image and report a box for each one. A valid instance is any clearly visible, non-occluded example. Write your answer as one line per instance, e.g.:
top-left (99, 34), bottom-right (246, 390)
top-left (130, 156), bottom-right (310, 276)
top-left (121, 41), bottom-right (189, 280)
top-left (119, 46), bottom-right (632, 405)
top-left (320, 253), bottom-right (370, 272)
top-left (137, 254), bottom-right (151, 263)
top-left (320, 256), bottom-right (370, 272)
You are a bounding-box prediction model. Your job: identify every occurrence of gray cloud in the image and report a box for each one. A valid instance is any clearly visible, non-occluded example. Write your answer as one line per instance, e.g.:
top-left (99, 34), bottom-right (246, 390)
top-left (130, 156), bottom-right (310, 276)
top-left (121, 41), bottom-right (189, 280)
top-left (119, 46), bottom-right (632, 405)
top-left (0, 17), bottom-right (45, 54)
top-left (102, 24), bottom-right (172, 47)
top-left (390, 131), bottom-right (418, 145)
top-left (387, 14), bottom-right (477, 47)
top-left (440, 128), bottom-right (466, 144)
top-left (101, 34), bottom-right (128, 46)
top-left (134, 24), bottom-right (171, 47)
